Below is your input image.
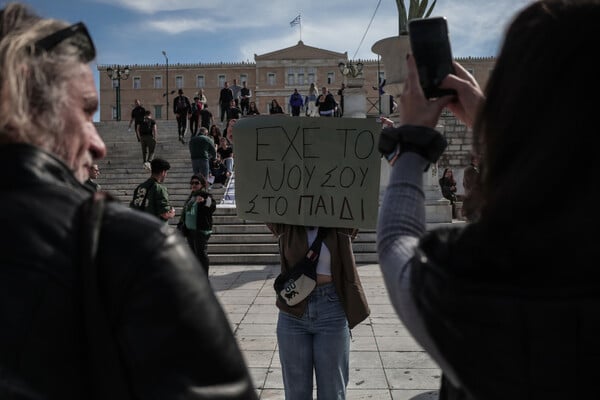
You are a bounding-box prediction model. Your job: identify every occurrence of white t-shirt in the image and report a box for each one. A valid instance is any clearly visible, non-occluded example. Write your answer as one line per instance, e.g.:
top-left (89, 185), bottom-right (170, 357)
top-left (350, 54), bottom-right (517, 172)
top-left (306, 228), bottom-right (331, 276)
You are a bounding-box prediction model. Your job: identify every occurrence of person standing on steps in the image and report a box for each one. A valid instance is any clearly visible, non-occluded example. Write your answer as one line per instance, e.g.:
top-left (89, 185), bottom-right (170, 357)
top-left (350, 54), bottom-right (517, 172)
top-left (178, 174), bottom-right (216, 275)
top-left (128, 98), bottom-right (145, 135)
top-left (289, 88), bottom-right (304, 117)
top-left (199, 104), bottom-right (214, 131)
top-left (218, 81), bottom-right (233, 126)
top-left (130, 158), bottom-right (175, 222)
top-left (137, 109), bottom-right (157, 170)
top-left (306, 82), bottom-right (318, 117)
top-left (240, 81), bottom-right (251, 115)
top-left (316, 86), bottom-right (337, 117)
top-left (189, 126), bottom-right (216, 180)
top-left (173, 88), bottom-right (191, 144)
top-left (189, 96), bottom-right (202, 137)
top-left (229, 78), bottom-right (242, 109)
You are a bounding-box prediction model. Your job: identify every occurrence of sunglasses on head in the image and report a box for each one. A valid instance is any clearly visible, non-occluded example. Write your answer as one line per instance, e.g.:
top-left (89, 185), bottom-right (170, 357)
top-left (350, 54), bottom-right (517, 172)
top-left (34, 22), bottom-right (96, 63)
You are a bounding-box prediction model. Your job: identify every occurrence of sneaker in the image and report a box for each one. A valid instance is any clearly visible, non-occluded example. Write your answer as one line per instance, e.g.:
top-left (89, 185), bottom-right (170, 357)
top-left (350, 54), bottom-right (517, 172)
top-left (144, 162), bottom-right (151, 170)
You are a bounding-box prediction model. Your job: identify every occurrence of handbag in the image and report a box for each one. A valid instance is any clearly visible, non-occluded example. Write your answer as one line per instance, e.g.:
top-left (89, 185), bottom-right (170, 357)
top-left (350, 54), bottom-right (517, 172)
top-left (79, 192), bottom-right (133, 399)
top-left (273, 227), bottom-right (327, 306)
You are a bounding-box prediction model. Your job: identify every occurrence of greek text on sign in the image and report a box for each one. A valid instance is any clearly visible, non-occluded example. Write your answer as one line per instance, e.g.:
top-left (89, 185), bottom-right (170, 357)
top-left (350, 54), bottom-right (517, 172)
top-left (234, 116), bottom-right (380, 229)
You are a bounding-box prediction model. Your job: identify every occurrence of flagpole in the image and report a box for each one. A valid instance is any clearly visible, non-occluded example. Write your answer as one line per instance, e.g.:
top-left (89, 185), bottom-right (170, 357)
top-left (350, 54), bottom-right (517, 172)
top-left (299, 13), bottom-right (302, 41)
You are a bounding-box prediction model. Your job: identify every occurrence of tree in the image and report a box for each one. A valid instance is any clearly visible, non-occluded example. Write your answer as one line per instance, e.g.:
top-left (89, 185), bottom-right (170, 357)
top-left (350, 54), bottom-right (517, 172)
top-left (396, 0), bottom-right (437, 35)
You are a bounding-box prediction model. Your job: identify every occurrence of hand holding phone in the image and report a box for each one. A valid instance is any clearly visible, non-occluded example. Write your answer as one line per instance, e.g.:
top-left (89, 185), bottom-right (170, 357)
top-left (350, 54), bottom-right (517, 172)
top-left (408, 17), bottom-right (457, 99)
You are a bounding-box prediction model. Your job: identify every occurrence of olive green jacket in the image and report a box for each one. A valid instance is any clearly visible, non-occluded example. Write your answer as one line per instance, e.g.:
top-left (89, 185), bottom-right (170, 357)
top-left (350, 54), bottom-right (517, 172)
top-left (130, 178), bottom-right (171, 221)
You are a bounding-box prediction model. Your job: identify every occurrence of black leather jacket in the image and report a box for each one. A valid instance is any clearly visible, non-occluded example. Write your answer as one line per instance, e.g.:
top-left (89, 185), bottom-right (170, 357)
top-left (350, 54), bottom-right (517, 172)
top-left (0, 144), bottom-right (257, 399)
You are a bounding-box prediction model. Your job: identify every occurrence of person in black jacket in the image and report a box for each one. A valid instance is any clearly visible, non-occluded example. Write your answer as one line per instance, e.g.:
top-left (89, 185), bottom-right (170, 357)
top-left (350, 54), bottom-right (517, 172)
top-left (438, 168), bottom-right (457, 218)
top-left (128, 98), bottom-right (145, 134)
top-left (218, 81), bottom-right (234, 124)
top-left (316, 86), bottom-right (337, 117)
top-left (0, 4), bottom-right (257, 399)
top-left (178, 174), bottom-right (217, 274)
top-left (173, 88), bottom-right (191, 143)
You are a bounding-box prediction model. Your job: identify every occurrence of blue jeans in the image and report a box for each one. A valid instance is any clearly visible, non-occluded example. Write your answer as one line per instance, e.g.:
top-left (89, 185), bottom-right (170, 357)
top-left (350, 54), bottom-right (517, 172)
top-left (223, 157), bottom-right (234, 174)
top-left (277, 282), bottom-right (350, 400)
top-left (192, 158), bottom-right (210, 180)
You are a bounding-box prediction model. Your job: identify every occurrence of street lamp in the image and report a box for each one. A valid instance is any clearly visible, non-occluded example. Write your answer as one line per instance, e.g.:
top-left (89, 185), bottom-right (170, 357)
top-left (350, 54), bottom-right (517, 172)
top-left (106, 65), bottom-right (130, 121)
top-left (162, 50), bottom-right (169, 120)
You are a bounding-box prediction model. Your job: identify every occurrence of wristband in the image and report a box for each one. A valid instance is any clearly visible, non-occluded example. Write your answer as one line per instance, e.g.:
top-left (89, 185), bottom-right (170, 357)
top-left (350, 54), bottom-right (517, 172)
top-left (379, 125), bottom-right (447, 170)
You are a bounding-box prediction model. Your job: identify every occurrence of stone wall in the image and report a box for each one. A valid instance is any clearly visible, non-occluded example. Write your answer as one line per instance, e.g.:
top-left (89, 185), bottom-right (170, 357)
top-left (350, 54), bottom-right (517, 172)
top-left (438, 110), bottom-right (473, 194)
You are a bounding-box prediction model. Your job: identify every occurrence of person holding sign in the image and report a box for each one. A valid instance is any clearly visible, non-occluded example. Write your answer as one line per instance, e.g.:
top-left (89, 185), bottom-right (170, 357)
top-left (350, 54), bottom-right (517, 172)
top-left (267, 223), bottom-right (370, 400)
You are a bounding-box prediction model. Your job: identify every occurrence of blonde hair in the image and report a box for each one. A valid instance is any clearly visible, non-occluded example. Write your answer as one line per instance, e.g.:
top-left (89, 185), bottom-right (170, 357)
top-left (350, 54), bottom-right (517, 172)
top-left (0, 3), bottom-right (90, 153)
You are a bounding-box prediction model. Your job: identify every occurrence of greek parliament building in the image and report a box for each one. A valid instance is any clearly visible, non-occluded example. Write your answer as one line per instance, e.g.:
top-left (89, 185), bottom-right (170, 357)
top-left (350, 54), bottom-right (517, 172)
top-left (97, 40), bottom-right (495, 123)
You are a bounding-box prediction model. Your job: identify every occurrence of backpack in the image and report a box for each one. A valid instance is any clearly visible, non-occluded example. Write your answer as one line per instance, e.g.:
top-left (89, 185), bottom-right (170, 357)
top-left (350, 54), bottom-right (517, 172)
top-left (139, 117), bottom-right (153, 136)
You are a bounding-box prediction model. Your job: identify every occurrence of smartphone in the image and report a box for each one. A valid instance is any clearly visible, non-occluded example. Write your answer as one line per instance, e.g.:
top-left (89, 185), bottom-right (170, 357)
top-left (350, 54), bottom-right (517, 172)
top-left (408, 17), bottom-right (457, 99)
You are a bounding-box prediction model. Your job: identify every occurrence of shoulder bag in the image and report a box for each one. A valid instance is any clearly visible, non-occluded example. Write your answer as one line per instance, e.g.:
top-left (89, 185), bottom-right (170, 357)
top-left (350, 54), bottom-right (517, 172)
top-left (273, 227), bottom-right (327, 306)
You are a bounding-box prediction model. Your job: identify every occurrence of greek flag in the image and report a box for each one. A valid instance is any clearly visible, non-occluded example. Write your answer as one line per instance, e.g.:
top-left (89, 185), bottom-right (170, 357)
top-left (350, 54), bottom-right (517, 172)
top-left (290, 14), bottom-right (301, 27)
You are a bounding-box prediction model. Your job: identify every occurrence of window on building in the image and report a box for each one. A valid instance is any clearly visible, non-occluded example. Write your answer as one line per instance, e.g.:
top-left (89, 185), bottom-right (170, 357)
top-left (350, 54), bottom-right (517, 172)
top-left (154, 76), bottom-right (162, 89)
top-left (154, 105), bottom-right (162, 120)
top-left (327, 72), bottom-right (334, 85)
top-left (218, 75), bottom-right (226, 87)
top-left (308, 73), bottom-right (315, 84)
top-left (196, 75), bottom-right (205, 88)
top-left (268, 73), bottom-right (276, 86)
top-left (175, 76), bottom-right (183, 88)
top-left (111, 79), bottom-right (119, 88)
top-left (287, 74), bottom-right (295, 85)
top-left (467, 68), bottom-right (475, 76)
top-left (133, 76), bottom-right (141, 89)
top-left (297, 73), bottom-right (305, 85)
top-left (111, 106), bottom-right (117, 120)
top-left (379, 71), bottom-right (385, 83)
top-left (240, 74), bottom-right (248, 85)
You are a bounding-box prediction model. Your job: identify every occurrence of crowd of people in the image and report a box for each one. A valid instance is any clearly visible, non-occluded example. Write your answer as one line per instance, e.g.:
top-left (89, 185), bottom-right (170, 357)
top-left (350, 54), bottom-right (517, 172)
top-left (179, 80), bottom-right (347, 119)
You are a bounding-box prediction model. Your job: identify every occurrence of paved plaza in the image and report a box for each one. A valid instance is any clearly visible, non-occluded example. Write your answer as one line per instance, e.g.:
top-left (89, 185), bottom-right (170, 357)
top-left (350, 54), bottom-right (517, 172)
top-left (210, 264), bottom-right (441, 400)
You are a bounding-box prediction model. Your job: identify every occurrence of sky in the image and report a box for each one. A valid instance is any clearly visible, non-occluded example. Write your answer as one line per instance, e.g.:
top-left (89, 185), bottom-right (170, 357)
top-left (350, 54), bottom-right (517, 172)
top-left (9, 0), bottom-right (532, 120)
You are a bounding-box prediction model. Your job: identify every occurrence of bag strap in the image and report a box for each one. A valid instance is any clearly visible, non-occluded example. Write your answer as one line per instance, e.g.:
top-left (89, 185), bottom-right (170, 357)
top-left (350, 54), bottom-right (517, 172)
top-left (79, 191), bottom-right (133, 399)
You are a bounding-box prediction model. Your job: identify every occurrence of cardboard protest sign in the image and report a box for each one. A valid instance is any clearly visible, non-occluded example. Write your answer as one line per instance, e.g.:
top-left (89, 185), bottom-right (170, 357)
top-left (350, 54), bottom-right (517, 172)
top-left (234, 116), bottom-right (380, 229)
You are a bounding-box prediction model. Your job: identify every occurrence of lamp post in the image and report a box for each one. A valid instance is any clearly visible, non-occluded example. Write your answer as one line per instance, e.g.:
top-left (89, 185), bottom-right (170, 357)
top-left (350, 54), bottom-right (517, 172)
top-left (106, 65), bottom-right (130, 121)
top-left (162, 50), bottom-right (169, 120)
